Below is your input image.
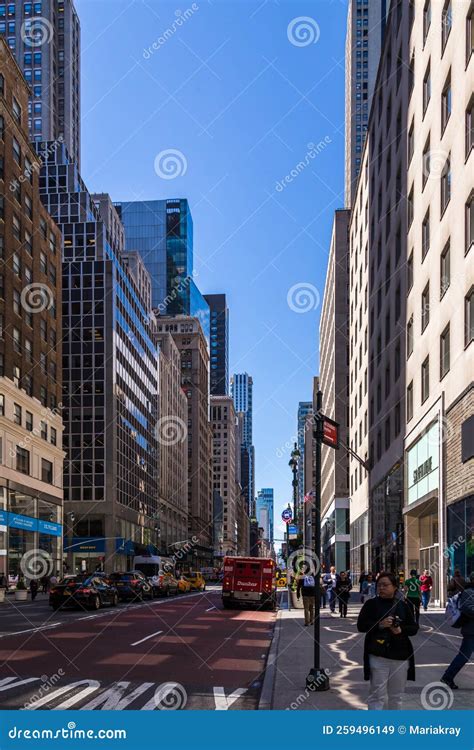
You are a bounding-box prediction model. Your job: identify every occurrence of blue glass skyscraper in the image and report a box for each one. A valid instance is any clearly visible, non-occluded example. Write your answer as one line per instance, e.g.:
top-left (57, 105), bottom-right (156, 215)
top-left (115, 198), bottom-right (209, 339)
top-left (256, 488), bottom-right (274, 545)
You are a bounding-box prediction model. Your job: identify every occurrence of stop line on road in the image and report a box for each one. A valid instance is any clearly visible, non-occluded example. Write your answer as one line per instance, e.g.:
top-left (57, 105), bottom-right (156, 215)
top-left (0, 677), bottom-right (251, 711)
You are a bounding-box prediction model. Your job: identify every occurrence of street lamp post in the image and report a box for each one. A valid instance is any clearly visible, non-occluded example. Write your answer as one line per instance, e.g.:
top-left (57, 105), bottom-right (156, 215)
top-left (306, 390), bottom-right (330, 692)
top-left (289, 443), bottom-right (300, 529)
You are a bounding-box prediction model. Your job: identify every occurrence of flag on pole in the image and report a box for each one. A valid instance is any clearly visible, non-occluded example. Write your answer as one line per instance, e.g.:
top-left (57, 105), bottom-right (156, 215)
top-left (304, 490), bottom-right (315, 503)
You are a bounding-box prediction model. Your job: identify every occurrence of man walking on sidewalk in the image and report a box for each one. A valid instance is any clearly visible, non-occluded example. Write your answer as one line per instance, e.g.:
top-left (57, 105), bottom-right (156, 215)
top-left (419, 569), bottom-right (433, 611)
top-left (323, 566), bottom-right (339, 613)
top-left (297, 567), bottom-right (316, 626)
top-left (404, 569), bottom-right (422, 624)
top-left (441, 572), bottom-right (474, 689)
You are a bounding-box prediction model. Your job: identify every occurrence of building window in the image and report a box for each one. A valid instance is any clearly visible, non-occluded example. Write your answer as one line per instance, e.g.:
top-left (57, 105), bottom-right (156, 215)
top-left (13, 403), bottom-right (22, 425)
top-left (441, 72), bottom-right (451, 134)
top-left (421, 356), bottom-right (430, 403)
top-left (26, 411), bottom-right (33, 432)
top-left (12, 96), bottom-right (21, 124)
top-left (422, 208), bottom-right (430, 258)
top-left (467, 4), bottom-right (474, 64)
top-left (423, 0), bottom-right (431, 43)
top-left (40, 420), bottom-right (47, 440)
top-left (422, 136), bottom-right (430, 188)
top-left (466, 96), bottom-right (474, 158)
top-left (407, 251), bottom-right (414, 292)
top-left (441, 0), bottom-right (452, 52)
top-left (440, 324), bottom-right (450, 379)
top-left (408, 120), bottom-right (414, 162)
top-left (440, 240), bottom-right (450, 297)
top-left (407, 315), bottom-right (414, 357)
top-left (423, 61), bottom-right (431, 114)
top-left (12, 137), bottom-right (21, 165)
top-left (422, 283), bottom-right (430, 331)
top-left (16, 446), bottom-right (30, 475)
top-left (441, 155), bottom-right (451, 214)
top-left (466, 192), bottom-right (474, 254)
top-left (41, 458), bottom-right (53, 484)
top-left (407, 382), bottom-right (414, 422)
top-left (408, 186), bottom-right (414, 226)
top-left (466, 287), bottom-right (474, 346)
top-left (51, 427), bottom-right (57, 446)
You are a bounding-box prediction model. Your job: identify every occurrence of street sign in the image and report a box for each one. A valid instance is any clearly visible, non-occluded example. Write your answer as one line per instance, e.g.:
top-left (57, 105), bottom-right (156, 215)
top-left (281, 508), bottom-right (293, 523)
top-left (322, 415), bottom-right (339, 449)
top-left (288, 525), bottom-right (297, 535)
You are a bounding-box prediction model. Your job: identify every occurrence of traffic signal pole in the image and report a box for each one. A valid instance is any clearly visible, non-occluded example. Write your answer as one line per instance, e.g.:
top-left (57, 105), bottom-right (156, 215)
top-left (306, 390), bottom-right (330, 692)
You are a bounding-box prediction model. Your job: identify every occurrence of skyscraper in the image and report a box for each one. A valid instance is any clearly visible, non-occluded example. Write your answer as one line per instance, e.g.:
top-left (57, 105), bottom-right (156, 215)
top-left (0, 0), bottom-right (81, 166)
top-left (0, 38), bottom-right (64, 579)
top-left (320, 210), bottom-right (350, 572)
top-left (204, 294), bottom-right (229, 396)
top-left (231, 373), bottom-right (255, 514)
top-left (115, 198), bottom-right (210, 339)
top-left (256, 488), bottom-right (274, 547)
top-left (297, 401), bottom-right (312, 520)
top-left (37, 140), bottom-right (159, 573)
top-left (344, 0), bottom-right (389, 206)
top-left (211, 395), bottom-right (238, 556)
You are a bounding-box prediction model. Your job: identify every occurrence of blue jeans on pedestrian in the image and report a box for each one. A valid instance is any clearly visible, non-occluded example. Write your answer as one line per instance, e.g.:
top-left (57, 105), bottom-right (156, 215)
top-left (443, 635), bottom-right (474, 682)
top-left (421, 591), bottom-right (431, 610)
top-left (328, 588), bottom-right (336, 611)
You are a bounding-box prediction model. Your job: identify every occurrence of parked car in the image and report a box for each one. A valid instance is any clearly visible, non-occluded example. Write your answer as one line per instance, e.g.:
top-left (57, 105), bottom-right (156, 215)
top-left (49, 575), bottom-right (119, 611)
top-left (109, 571), bottom-right (153, 602)
top-left (183, 572), bottom-right (206, 591)
top-left (177, 576), bottom-right (192, 593)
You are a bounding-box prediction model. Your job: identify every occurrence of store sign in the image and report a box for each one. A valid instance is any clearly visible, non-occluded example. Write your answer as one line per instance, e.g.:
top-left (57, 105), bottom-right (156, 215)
top-left (322, 416), bottom-right (339, 449)
top-left (407, 422), bottom-right (439, 505)
top-left (38, 520), bottom-right (62, 537)
top-left (66, 537), bottom-right (106, 553)
top-left (0, 511), bottom-right (63, 537)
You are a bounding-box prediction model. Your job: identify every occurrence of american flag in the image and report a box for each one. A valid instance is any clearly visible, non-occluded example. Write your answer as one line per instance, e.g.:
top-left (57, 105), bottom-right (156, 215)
top-left (304, 490), bottom-right (315, 503)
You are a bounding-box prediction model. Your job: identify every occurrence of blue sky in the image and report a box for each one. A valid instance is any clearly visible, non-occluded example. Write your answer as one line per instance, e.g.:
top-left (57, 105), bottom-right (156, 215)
top-left (76, 0), bottom-right (348, 546)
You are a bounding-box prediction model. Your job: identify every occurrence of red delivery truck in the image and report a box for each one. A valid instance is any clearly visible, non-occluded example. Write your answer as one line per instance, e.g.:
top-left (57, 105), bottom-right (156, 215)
top-left (221, 556), bottom-right (277, 610)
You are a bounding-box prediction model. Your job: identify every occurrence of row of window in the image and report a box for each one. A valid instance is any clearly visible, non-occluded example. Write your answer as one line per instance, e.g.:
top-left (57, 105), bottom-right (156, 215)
top-left (0, 396), bottom-right (57, 445)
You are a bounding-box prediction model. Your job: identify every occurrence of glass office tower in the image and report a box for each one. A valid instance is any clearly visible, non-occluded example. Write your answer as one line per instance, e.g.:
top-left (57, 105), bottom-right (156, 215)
top-left (115, 198), bottom-right (209, 340)
top-left (36, 141), bottom-right (159, 572)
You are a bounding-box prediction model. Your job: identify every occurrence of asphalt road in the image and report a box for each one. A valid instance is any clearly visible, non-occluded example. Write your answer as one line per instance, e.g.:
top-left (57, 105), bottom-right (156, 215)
top-left (0, 586), bottom-right (278, 710)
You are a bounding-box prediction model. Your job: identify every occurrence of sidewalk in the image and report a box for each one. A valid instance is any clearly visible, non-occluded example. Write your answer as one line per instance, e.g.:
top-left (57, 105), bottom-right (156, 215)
top-left (263, 599), bottom-right (474, 710)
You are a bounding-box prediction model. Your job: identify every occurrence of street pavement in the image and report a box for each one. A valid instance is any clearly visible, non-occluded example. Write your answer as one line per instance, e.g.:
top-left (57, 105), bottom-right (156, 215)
top-left (269, 594), bottom-right (474, 710)
top-left (0, 586), bottom-right (277, 710)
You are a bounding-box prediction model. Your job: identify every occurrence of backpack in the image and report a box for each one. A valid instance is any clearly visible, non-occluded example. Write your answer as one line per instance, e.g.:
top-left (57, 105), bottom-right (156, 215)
top-left (445, 593), bottom-right (462, 627)
top-left (459, 589), bottom-right (474, 619)
top-left (303, 574), bottom-right (315, 587)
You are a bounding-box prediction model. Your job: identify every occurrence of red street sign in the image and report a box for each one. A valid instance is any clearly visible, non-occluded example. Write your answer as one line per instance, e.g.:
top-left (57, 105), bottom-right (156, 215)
top-left (322, 416), bottom-right (339, 449)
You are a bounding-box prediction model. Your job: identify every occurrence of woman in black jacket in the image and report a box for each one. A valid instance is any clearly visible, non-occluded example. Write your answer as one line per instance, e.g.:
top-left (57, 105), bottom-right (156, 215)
top-left (357, 571), bottom-right (418, 710)
top-left (335, 571), bottom-right (352, 617)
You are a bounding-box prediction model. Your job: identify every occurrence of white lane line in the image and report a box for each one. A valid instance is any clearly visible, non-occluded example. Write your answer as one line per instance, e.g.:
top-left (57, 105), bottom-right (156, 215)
top-left (131, 630), bottom-right (163, 647)
top-left (0, 623), bottom-right (61, 639)
top-left (206, 606), bottom-right (216, 612)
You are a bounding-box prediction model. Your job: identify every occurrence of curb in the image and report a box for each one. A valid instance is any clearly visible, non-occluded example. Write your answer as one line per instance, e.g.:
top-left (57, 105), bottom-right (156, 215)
top-left (258, 606), bottom-right (282, 710)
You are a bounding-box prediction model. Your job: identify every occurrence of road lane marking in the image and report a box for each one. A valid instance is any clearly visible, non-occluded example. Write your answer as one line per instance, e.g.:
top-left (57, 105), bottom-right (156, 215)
top-left (131, 630), bottom-right (163, 646)
top-left (81, 681), bottom-right (155, 710)
top-left (25, 680), bottom-right (101, 710)
top-left (213, 686), bottom-right (247, 710)
top-left (0, 623), bottom-right (61, 639)
top-left (205, 606), bottom-right (216, 612)
top-left (0, 677), bottom-right (40, 691)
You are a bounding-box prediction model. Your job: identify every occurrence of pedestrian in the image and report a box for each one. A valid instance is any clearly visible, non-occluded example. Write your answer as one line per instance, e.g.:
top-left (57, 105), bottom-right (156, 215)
top-left (359, 571), bottom-right (368, 595)
top-left (29, 578), bottom-right (39, 602)
top-left (419, 569), bottom-right (433, 611)
top-left (40, 575), bottom-right (49, 594)
top-left (447, 569), bottom-right (466, 597)
top-left (320, 577), bottom-right (327, 609)
top-left (361, 573), bottom-right (376, 603)
top-left (357, 571), bottom-right (418, 710)
top-left (50, 572), bottom-right (58, 587)
top-left (404, 569), bottom-right (422, 624)
top-left (441, 572), bottom-right (474, 689)
top-left (336, 571), bottom-right (352, 617)
top-left (323, 566), bottom-right (339, 613)
top-left (296, 565), bottom-right (316, 627)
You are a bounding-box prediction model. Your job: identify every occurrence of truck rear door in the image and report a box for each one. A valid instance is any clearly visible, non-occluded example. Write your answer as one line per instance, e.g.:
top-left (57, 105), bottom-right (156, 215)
top-left (233, 559), bottom-right (262, 600)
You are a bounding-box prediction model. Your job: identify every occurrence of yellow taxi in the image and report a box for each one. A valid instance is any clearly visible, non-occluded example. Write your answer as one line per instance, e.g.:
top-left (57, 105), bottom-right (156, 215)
top-left (183, 571), bottom-right (206, 591)
top-left (177, 576), bottom-right (191, 594)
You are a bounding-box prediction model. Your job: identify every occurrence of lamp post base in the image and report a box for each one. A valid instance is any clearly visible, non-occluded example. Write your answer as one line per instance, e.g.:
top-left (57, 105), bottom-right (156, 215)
top-left (306, 668), bottom-right (330, 692)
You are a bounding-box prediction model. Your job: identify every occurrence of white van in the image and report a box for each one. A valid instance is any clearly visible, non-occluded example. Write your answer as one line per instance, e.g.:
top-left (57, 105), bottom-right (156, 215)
top-left (132, 555), bottom-right (177, 597)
